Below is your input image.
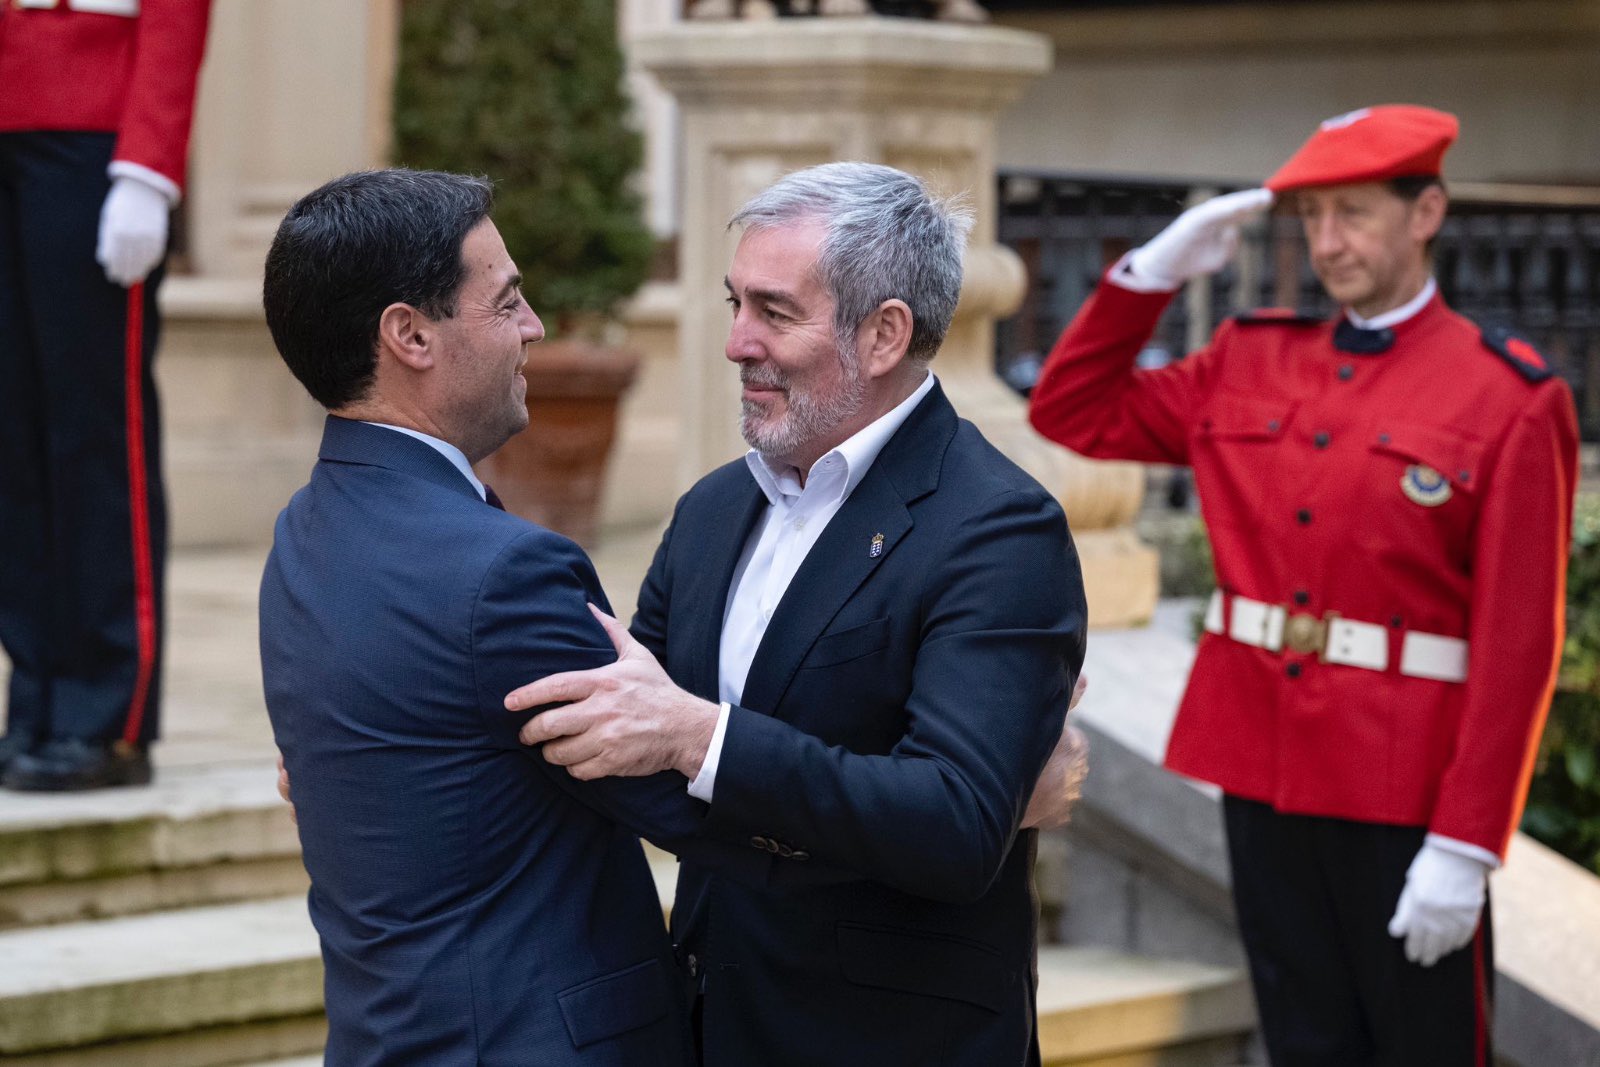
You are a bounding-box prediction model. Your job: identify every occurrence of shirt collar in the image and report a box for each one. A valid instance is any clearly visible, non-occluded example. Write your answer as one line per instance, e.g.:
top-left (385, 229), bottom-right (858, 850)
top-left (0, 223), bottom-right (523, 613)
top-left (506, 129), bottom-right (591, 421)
top-left (1345, 276), bottom-right (1437, 331)
top-left (745, 371), bottom-right (935, 507)
top-left (365, 422), bottom-right (487, 501)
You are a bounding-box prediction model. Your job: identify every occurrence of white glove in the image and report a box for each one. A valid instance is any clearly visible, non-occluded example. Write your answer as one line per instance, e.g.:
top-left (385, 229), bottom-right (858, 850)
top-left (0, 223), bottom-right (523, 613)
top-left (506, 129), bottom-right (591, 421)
top-left (1387, 839), bottom-right (1490, 967)
top-left (96, 174), bottom-right (171, 287)
top-left (1120, 187), bottom-right (1275, 292)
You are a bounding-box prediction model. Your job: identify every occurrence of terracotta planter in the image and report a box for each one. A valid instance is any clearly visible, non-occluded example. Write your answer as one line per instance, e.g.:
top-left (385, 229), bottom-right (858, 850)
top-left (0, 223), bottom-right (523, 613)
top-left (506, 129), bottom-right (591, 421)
top-left (475, 338), bottom-right (640, 548)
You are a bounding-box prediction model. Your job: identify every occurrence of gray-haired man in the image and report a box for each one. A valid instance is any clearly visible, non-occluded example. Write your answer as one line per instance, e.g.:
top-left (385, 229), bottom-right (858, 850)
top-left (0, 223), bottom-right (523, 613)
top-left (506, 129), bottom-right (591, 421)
top-left (508, 162), bottom-right (1089, 1066)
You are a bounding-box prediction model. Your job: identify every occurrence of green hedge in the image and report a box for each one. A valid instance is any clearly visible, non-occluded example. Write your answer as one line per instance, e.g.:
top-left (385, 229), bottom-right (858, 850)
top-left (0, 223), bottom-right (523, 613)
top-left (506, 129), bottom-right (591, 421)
top-left (1523, 493), bottom-right (1600, 874)
top-left (1170, 494), bottom-right (1600, 873)
top-left (393, 0), bottom-right (653, 325)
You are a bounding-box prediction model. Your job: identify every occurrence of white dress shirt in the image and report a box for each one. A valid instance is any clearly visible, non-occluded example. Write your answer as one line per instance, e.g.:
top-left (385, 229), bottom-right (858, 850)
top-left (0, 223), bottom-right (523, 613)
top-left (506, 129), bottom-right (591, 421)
top-left (365, 422), bottom-right (487, 501)
top-left (687, 372), bottom-right (937, 802)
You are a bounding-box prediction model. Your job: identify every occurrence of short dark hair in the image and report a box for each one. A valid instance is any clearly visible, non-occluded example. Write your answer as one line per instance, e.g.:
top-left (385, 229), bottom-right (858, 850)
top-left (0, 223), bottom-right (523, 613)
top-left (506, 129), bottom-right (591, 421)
top-left (263, 169), bottom-right (495, 409)
top-left (1388, 174), bottom-right (1446, 201)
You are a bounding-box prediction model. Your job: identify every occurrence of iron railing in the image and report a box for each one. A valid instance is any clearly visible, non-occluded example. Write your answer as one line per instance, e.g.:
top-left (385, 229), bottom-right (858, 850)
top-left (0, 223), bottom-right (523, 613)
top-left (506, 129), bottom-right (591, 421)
top-left (997, 172), bottom-right (1600, 440)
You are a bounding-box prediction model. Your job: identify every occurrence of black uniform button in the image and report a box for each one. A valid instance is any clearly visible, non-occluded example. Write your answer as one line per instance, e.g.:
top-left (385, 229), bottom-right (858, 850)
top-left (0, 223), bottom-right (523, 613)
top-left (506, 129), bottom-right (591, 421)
top-left (1390, 615), bottom-right (1404, 629)
top-left (1286, 662), bottom-right (1303, 679)
top-left (1338, 364), bottom-right (1355, 381)
top-left (1377, 432), bottom-right (1391, 445)
top-left (1296, 508), bottom-right (1312, 525)
top-left (1459, 471), bottom-right (1471, 484)
top-left (1267, 419), bottom-right (1281, 433)
top-left (1313, 432), bottom-right (1330, 449)
top-left (1293, 590), bottom-right (1309, 606)
top-left (687, 954), bottom-right (700, 979)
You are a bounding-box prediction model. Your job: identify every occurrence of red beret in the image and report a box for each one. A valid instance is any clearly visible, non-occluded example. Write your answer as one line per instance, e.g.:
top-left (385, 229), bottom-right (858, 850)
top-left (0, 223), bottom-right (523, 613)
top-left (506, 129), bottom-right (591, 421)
top-left (1265, 105), bottom-right (1459, 193)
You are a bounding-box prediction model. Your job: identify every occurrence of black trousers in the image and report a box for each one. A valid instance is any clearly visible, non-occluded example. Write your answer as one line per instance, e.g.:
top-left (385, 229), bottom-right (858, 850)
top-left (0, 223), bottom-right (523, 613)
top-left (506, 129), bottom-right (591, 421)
top-left (1223, 795), bottom-right (1493, 1067)
top-left (0, 131), bottom-right (166, 748)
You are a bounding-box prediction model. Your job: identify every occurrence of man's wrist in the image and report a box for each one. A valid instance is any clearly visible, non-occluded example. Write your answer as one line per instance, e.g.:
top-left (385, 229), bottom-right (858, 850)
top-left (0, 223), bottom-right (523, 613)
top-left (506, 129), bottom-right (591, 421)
top-left (674, 697), bottom-right (721, 780)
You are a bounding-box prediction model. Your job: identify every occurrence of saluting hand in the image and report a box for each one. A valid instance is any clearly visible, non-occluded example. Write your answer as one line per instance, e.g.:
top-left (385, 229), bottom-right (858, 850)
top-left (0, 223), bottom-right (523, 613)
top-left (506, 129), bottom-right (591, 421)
top-left (1121, 187), bottom-right (1275, 292)
top-left (506, 605), bottom-right (720, 782)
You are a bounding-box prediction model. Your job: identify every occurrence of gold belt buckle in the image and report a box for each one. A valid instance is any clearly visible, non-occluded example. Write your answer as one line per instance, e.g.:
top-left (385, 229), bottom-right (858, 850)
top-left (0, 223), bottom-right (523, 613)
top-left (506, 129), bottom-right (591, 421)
top-left (1284, 611), bottom-right (1328, 656)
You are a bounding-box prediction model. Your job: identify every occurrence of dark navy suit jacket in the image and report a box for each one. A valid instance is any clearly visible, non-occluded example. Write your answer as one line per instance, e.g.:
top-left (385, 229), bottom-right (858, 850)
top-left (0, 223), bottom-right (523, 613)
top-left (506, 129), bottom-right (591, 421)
top-left (260, 417), bottom-right (767, 1066)
top-left (634, 384), bottom-right (1088, 1066)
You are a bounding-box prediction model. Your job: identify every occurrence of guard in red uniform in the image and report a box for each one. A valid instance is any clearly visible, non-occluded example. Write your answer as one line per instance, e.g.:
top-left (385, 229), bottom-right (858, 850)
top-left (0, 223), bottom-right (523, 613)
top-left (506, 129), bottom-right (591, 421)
top-left (0, 0), bottom-right (212, 790)
top-left (1029, 105), bottom-right (1579, 1065)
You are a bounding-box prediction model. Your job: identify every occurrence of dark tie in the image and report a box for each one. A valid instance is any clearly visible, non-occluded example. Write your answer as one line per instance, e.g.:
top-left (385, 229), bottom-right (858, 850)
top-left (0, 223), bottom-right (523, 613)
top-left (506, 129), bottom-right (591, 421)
top-left (484, 484), bottom-right (506, 511)
top-left (1333, 318), bottom-right (1395, 355)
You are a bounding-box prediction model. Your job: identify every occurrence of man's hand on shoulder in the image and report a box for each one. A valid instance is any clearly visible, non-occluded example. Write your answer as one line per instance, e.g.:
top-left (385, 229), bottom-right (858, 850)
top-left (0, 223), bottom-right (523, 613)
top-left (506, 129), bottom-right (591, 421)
top-left (506, 605), bottom-right (720, 781)
top-left (1022, 675), bottom-right (1090, 831)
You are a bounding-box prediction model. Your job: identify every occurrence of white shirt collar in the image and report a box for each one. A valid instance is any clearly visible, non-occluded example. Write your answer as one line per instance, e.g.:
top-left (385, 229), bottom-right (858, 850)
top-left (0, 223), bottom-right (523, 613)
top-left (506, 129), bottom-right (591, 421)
top-left (744, 372), bottom-right (936, 508)
top-left (365, 422), bottom-right (487, 501)
top-left (1345, 276), bottom-right (1437, 331)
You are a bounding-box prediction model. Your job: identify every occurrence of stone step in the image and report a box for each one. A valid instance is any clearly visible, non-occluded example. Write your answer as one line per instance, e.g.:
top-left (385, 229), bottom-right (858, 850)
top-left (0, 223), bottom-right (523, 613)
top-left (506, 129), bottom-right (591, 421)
top-left (0, 761), bottom-right (305, 930)
top-left (0, 872), bottom-right (1250, 1067)
top-left (1036, 947), bottom-right (1254, 1065)
top-left (0, 896), bottom-right (323, 1066)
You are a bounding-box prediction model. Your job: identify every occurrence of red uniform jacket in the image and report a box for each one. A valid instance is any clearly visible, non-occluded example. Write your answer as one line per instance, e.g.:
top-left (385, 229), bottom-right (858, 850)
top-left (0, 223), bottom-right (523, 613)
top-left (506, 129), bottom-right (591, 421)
top-left (1030, 277), bottom-right (1578, 858)
top-left (0, 0), bottom-right (211, 190)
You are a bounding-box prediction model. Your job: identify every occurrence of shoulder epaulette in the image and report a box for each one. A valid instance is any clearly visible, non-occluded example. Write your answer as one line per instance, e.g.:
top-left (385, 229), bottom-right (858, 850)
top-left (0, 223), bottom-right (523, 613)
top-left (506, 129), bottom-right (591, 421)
top-left (1479, 324), bottom-right (1554, 383)
top-left (1231, 308), bottom-right (1324, 327)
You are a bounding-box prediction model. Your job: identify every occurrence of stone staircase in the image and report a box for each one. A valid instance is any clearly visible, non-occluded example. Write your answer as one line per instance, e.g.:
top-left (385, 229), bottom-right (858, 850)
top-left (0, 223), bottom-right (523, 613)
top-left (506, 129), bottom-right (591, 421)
top-left (0, 761), bottom-right (1256, 1067)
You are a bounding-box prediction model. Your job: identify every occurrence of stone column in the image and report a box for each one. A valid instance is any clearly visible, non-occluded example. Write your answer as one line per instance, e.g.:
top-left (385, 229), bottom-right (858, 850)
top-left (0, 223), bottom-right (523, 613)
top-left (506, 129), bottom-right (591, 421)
top-left (159, 0), bottom-right (398, 548)
top-left (636, 17), bottom-right (1157, 626)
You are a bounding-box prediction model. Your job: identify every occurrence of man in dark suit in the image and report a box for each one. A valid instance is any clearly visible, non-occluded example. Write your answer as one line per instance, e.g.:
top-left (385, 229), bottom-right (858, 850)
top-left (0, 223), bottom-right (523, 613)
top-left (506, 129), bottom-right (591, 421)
top-left (510, 162), bottom-right (1089, 1066)
top-left (259, 168), bottom-right (790, 1066)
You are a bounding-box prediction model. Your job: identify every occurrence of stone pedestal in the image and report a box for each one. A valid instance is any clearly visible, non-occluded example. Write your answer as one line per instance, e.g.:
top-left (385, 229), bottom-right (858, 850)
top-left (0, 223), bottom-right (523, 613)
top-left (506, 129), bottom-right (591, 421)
top-left (636, 16), bottom-right (1157, 625)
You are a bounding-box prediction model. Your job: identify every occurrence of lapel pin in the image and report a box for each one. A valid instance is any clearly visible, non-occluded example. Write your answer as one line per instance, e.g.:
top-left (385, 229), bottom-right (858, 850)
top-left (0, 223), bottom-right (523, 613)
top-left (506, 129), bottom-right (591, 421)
top-left (869, 533), bottom-right (884, 558)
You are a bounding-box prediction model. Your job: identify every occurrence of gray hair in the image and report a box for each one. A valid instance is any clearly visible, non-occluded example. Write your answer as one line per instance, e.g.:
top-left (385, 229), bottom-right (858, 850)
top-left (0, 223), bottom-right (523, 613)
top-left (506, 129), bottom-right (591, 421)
top-left (729, 162), bottom-right (973, 365)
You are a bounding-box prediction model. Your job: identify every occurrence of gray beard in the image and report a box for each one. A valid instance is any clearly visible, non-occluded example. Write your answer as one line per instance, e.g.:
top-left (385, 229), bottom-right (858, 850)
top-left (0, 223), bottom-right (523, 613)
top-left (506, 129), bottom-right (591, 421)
top-left (739, 346), bottom-right (868, 464)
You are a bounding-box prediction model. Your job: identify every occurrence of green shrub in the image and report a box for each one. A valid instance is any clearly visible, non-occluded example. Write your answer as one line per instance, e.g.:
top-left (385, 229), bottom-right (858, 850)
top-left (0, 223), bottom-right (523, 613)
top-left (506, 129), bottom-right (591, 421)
top-left (1522, 493), bottom-right (1600, 874)
top-left (393, 0), bottom-right (653, 325)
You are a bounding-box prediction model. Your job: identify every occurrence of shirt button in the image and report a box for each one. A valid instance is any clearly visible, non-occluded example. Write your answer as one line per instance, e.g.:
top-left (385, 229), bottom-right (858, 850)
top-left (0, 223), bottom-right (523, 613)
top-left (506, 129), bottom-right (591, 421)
top-left (1338, 364), bottom-right (1355, 381)
top-left (1296, 508), bottom-right (1312, 525)
top-left (1377, 432), bottom-right (1391, 445)
top-left (1313, 432), bottom-right (1331, 449)
top-left (1293, 590), bottom-right (1310, 606)
top-left (1267, 420), bottom-right (1281, 433)
top-left (792, 518), bottom-right (805, 530)
top-left (1286, 662), bottom-right (1302, 679)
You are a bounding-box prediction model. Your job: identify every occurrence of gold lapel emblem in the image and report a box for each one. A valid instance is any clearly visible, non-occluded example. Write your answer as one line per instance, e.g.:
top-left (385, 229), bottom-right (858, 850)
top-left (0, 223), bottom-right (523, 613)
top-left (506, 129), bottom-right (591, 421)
top-left (869, 532), bottom-right (885, 559)
top-left (1400, 464), bottom-right (1452, 507)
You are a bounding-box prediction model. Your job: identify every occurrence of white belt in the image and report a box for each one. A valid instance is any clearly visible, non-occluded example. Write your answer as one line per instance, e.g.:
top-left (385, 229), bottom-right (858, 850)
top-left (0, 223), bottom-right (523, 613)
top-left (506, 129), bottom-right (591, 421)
top-left (1204, 591), bottom-right (1468, 683)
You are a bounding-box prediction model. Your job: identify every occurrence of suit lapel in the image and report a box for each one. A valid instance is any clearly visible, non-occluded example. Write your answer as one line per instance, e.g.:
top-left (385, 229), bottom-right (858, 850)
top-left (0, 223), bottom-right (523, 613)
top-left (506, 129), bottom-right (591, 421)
top-left (736, 384), bottom-right (957, 715)
top-left (687, 475), bottom-right (768, 700)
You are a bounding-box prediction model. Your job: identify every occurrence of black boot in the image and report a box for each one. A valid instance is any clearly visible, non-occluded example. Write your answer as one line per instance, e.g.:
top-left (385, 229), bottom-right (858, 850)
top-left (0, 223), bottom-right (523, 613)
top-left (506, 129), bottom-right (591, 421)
top-left (2, 738), bottom-right (152, 791)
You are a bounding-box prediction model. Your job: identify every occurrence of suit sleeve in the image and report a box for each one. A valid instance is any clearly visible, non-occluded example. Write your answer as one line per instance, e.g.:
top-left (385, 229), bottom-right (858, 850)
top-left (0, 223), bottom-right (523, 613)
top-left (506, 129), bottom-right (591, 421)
top-left (704, 488), bottom-right (1088, 904)
top-left (1430, 381), bottom-right (1580, 856)
top-left (1027, 274), bottom-right (1211, 465)
top-left (117, 0), bottom-right (213, 191)
top-left (472, 528), bottom-right (838, 887)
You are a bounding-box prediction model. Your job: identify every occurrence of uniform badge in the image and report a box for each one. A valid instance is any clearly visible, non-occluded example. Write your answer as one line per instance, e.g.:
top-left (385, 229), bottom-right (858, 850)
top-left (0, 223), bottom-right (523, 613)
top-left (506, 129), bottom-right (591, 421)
top-left (1401, 464), bottom-right (1452, 507)
top-left (869, 533), bottom-right (884, 558)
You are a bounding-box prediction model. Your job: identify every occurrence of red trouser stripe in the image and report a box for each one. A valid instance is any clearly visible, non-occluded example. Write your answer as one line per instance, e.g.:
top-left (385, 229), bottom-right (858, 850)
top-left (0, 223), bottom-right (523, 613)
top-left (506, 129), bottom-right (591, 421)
top-left (122, 282), bottom-right (157, 745)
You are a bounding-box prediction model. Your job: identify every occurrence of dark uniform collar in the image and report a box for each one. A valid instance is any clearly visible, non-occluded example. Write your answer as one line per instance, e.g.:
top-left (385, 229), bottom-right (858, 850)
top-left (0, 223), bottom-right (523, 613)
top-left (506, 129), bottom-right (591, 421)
top-left (1334, 277), bottom-right (1437, 355)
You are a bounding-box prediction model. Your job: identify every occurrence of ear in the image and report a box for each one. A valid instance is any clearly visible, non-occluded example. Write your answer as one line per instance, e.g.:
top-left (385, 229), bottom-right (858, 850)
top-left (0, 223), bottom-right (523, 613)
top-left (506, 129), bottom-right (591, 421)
top-left (1409, 185), bottom-right (1447, 245)
top-left (376, 302), bottom-right (436, 372)
top-left (856, 299), bottom-right (914, 379)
